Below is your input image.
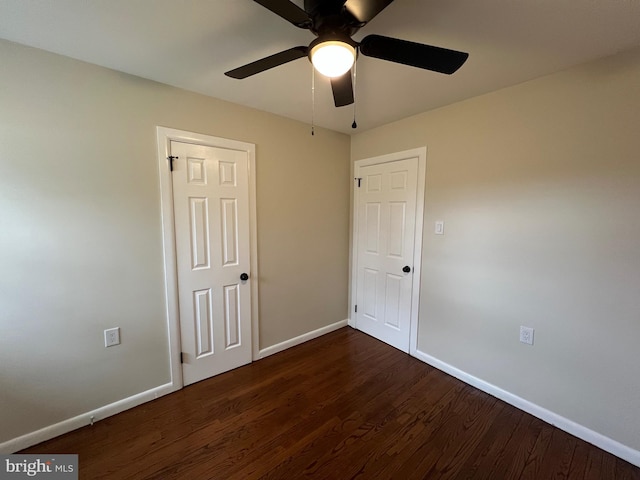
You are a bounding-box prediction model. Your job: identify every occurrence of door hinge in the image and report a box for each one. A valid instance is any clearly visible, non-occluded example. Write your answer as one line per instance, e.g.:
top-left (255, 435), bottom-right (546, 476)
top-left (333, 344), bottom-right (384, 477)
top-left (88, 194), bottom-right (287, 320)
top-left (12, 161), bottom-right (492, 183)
top-left (355, 305), bottom-right (358, 313)
top-left (180, 352), bottom-right (184, 364)
top-left (355, 177), bottom-right (362, 188)
top-left (167, 155), bottom-right (179, 172)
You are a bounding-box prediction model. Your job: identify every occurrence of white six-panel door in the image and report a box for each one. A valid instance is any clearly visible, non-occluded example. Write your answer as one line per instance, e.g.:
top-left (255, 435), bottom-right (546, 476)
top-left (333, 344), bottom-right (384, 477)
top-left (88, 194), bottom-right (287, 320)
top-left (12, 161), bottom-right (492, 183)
top-left (354, 155), bottom-right (421, 353)
top-left (170, 140), bottom-right (252, 386)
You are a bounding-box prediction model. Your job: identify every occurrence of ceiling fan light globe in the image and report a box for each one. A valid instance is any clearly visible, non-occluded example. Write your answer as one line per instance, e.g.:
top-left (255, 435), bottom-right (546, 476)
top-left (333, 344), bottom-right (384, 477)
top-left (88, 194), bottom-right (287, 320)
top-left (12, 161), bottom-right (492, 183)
top-left (311, 41), bottom-right (355, 78)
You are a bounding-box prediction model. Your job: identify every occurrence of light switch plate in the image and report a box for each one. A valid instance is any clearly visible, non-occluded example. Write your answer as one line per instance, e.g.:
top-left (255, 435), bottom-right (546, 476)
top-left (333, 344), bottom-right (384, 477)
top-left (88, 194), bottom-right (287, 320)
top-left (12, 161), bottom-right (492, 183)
top-left (435, 221), bottom-right (444, 235)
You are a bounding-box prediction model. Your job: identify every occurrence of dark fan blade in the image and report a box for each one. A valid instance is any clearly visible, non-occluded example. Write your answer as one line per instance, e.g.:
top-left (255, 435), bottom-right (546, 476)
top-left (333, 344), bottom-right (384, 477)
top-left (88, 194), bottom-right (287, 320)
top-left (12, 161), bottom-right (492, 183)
top-left (225, 46), bottom-right (308, 79)
top-left (344, 0), bottom-right (394, 23)
top-left (253, 0), bottom-right (312, 28)
top-left (330, 70), bottom-right (354, 107)
top-left (360, 34), bottom-right (468, 74)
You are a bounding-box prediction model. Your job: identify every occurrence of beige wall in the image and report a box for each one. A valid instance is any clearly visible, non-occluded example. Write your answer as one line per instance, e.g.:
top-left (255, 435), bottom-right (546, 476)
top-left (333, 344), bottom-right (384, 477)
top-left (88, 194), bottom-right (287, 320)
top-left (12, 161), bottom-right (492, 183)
top-left (0, 39), bottom-right (350, 445)
top-left (352, 48), bottom-right (640, 451)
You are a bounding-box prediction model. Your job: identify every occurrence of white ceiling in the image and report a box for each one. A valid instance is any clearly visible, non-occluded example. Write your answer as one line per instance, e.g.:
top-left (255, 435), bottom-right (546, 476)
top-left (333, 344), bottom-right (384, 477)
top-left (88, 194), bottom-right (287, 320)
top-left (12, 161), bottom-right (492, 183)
top-left (1, 0), bottom-right (639, 134)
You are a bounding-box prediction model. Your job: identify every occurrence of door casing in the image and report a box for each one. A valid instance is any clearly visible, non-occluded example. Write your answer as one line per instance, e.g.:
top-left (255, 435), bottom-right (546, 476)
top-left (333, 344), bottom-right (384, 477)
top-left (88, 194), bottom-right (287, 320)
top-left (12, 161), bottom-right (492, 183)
top-left (156, 126), bottom-right (259, 391)
top-left (350, 147), bottom-right (426, 357)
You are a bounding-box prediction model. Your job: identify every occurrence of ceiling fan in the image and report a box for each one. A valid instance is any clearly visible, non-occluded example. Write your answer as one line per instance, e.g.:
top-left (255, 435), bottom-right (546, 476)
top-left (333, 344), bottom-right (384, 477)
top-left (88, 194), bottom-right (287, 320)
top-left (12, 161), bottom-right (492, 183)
top-left (225, 0), bottom-right (469, 108)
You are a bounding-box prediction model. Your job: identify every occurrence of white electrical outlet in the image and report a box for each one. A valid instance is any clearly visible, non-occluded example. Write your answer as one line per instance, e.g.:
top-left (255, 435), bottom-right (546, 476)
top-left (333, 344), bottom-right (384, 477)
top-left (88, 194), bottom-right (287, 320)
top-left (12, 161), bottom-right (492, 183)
top-left (519, 326), bottom-right (534, 345)
top-left (104, 327), bottom-right (120, 347)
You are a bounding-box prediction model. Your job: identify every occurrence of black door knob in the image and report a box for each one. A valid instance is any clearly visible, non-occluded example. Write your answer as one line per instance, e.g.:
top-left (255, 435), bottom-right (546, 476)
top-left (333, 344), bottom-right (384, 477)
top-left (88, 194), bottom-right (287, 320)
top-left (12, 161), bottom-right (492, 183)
top-left (240, 273), bottom-right (249, 281)
top-left (402, 266), bottom-right (411, 273)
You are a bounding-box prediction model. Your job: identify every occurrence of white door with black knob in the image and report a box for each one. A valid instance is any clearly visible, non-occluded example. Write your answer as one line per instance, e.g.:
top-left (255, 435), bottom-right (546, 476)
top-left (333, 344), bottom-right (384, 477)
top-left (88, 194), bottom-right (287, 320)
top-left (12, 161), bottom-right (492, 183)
top-left (170, 140), bottom-right (252, 386)
top-left (353, 151), bottom-right (424, 353)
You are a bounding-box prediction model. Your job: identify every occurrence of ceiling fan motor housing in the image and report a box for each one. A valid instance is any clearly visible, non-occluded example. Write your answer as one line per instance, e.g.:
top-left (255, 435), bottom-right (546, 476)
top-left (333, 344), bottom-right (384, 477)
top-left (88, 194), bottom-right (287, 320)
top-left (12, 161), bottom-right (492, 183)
top-left (304, 0), bottom-right (364, 36)
top-left (304, 0), bottom-right (355, 18)
top-left (308, 34), bottom-right (358, 62)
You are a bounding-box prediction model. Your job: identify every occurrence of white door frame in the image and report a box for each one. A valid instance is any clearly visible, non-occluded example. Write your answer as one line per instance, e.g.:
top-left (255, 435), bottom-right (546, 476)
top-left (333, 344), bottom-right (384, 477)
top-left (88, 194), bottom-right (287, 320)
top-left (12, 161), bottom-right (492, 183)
top-left (350, 147), bottom-right (426, 356)
top-left (156, 126), bottom-right (259, 391)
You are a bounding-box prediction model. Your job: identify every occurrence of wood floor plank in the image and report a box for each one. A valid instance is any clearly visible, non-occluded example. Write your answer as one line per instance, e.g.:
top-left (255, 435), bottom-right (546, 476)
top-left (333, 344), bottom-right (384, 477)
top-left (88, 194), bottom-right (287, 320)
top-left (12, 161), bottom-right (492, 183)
top-left (216, 349), bottom-right (418, 479)
top-left (317, 379), bottom-right (467, 479)
top-left (535, 428), bottom-right (579, 479)
top-left (452, 401), bottom-right (524, 479)
top-left (20, 327), bottom-right (640, 479)
top-left (567, 438), bottom-right (591, 480)
top-left (519, 422), bottom-right (556, 479)
top-left (615, 458), bottom-right (640, 480)
top-left (397, 390), bottom-right (501, 479)
top-left (267, 356), bottom-right (440, 479)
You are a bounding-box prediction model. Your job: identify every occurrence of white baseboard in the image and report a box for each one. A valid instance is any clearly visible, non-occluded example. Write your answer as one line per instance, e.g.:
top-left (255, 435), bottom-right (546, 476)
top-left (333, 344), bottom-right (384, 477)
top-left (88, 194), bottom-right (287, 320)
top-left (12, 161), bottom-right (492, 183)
top-left (0, 382), bottom-right (176, 454)
top-left (9, 332), bottom-right (636, 468)
top-left (258, 319), bottom-right (348, 359)
top-left (413, 349), bottom-right (640, 468)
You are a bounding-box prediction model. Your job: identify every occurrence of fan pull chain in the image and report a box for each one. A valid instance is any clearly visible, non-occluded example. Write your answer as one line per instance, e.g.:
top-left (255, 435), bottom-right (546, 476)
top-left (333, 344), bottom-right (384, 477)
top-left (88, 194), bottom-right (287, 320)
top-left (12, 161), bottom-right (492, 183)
top-left (311, 65), bottom-right (315, 136)
top-left (352, 53), bottom-right (358, 129)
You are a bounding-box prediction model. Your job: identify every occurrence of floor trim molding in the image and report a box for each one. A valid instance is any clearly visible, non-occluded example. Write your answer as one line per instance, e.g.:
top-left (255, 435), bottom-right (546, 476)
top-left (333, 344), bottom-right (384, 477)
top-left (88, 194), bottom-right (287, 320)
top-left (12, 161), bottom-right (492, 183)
top-left (0, 382), bottom-right (175, 454)
top-left (258, 320), bottom-right (349, 359)
top-left (8, 330), bottom-right (637, 468)
top-left (413, 349), bottom-right (640, 468)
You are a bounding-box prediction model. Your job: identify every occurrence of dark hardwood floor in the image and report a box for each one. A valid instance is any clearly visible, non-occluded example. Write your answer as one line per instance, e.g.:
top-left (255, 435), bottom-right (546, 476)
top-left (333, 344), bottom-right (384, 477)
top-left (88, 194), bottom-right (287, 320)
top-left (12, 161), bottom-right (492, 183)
top-left (22, 327), bottom-right (640, 479)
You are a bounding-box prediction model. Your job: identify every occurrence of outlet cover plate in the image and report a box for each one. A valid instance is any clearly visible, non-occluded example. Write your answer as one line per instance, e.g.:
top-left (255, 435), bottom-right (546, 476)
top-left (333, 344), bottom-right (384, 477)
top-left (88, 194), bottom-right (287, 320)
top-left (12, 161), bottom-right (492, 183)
top-left (104, 327), bottom-right (120, 347)
top-left (520, 326), bottom-right (534, 345)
